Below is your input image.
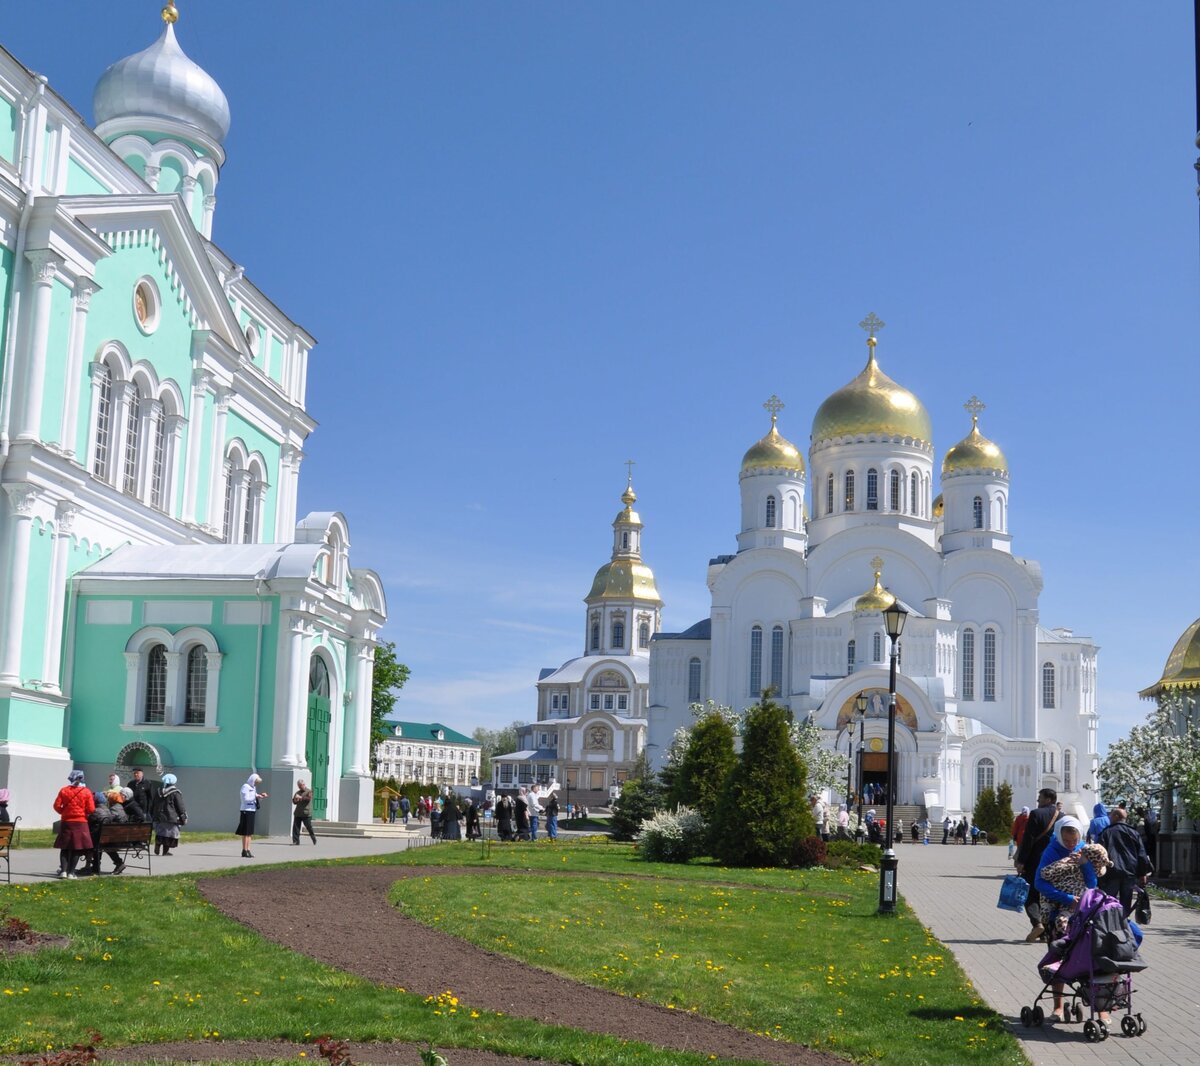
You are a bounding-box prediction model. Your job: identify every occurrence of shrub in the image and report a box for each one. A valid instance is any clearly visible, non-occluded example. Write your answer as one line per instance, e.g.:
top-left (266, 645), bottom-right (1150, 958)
top-left (790, 835), bottom-right (827, 868)
top-left (710, 697), bottom-right (814, 867)
top-left (609, 778), bottom-right (664, 842)
top-left (823, 839), bottom-right (882, 868)
top-left (636, 805), bottom-right (708, 863)
top-left (669, 711), bottom-right (736, 820)
top-left (973, 786), bottom-right (1008, 842)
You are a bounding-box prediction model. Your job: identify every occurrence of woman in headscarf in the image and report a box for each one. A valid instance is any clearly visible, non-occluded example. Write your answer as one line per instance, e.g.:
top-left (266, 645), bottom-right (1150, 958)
top-left (236, 774), bottom-right (268, 858)
top-left (53, 769), bottom-right (95, 879)
top-left (0, 787), bottom-right (12, 824)
top-left (153, 773), bottom-right (187, 855)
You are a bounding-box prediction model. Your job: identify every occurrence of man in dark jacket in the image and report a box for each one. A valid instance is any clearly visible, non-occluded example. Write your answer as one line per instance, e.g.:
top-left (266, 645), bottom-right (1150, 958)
top-left (1014, 787), bottom-right (1059, 941)
top-left (1098, 806), bottom-right (1152, 916)
top-left (127, 768), bottom-right (155, 815)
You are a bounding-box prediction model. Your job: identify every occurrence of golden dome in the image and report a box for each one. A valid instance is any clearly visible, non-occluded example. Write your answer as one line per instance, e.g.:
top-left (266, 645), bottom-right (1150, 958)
top-left (943, 398), bottom-right (1008, 476)
top-left (812, 336), bottom-right (932, 447)
top-left (742, 422), bottom-right (804, 475)
top-left (932, 493), bottom-right (944, 519)
top-left (587, 559), bottom-right (662, 604)
top-left (855, 557), bottom-right (896, 613)
top-left (1140, 618), bottom-right (1200, 698)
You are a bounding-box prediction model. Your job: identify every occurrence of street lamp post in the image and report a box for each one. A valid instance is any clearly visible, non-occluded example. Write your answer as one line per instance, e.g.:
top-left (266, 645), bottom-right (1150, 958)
top-left (879, 598), bottom-right (908, 915)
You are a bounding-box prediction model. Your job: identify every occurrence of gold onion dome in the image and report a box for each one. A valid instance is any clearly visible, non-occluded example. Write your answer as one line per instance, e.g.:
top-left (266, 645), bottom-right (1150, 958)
top-left (855, 557), bottom-right (896, 613)
top-left (587, 559), bottom-right (662, 603)
top-left (932, 493), bottom-right (944, 519)
top-left (942, 397), bottom-right (1008, 476)
top-left (742, 395), bottom-right (804, 476)
top-left (1139, 618), bottom-right (1200, 698)
top-left (811, 317), bottom-right (932, 446)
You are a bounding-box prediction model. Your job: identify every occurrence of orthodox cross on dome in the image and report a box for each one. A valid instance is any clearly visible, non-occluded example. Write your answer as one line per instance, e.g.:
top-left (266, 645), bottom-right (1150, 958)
top-left (964, 395), bottom-right (986, 428)
top-left (624, 458), bottom-right (636, 486)
top-left (870, 555), bottom-right (884, 581)
top-left (859, 312), bottom-right (885, 348)
top-left (622, 458), bottom-right (637, 505)
top-left (763, 394), bottom-right (784, 427)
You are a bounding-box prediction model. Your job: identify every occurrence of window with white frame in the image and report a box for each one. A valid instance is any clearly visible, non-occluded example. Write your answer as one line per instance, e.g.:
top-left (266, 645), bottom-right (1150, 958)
top-left (973, 495), bottom-right (984, 529)
top-left (184, 645), bottom-right (207, 724)
top-left (844, 470), bottom-right (855, 511)
top-left (910, 471), bottom-right (919, 515)
top-left (639, 622), bottom-right (650, 649)
top-left (617, 694), bottom-right (628, 711)
top-left (770, 625), bottom-right (784, 695)
top-left (847, 639), bottom-right (856, 673)
top-left (124, 626), bottom-right (222, 729)
top-left (123, 392), bottom-right (143, 495)
top-left (590, 621), bottom-right (600, 650)
top-left (1063, 749), bottom-right (1073, 792)
top-left (889, 469), bottom-right (901, 511)
top-left (983, 628), bottom-right (997, 700)
top-left (976, 757), bottom-right (996, 796)
top-left (611, 620), bottom-right (625, 648)
top-left (749, 625), bottom-right (763, 695)
top-left (92, 363), bottom-right (114, 478)
top-left (961, 628), bottom-right (975, 700)
top-left (866, 468), bottom-right (879, 510)
top-left (765, 495), bottom-right (777, 527)
top-left (144, 643), bottom-right (167, 723)
top-left (1041, 662), bottom-right (1056, 709)
top-left (826, 473), bottom-right (834, 515)
top-left (687, 657), bottom-right (702, 702)
top-left (590, 694), bottom-right (600, 710)
top-left (873, 631), bottom-right (883, 662)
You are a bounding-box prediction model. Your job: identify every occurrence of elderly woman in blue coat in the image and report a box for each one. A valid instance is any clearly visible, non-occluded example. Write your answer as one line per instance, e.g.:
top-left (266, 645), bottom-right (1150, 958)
top-left (1034, 815), bottom-right (1101, 1020)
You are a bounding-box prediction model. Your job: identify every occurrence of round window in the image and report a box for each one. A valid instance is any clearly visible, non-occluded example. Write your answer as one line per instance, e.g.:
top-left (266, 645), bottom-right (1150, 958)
top-left (133, 277), bottom-right (161, 334)
top-left (245, 323), bottom-right (261, 358)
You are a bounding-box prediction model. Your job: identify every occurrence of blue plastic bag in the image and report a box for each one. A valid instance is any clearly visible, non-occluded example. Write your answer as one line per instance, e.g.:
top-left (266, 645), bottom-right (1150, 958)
top-left (997, 873), bottom-right (1029, 912)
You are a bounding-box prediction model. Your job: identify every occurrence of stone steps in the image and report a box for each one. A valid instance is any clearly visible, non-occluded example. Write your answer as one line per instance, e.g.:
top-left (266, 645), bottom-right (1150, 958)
top-left (314, 820), bottom-right (421, 839)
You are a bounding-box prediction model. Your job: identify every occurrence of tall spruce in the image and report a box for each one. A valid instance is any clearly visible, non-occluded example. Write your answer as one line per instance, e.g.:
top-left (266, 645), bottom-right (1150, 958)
top-left (669, 710), bottom-right (736, 820)
top-left (710, 696), bottom-right (813, 866)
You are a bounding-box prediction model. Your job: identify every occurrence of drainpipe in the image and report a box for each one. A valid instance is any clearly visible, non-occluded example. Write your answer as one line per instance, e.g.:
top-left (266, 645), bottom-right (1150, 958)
top-left (250, 571), bottom-right (268, 773)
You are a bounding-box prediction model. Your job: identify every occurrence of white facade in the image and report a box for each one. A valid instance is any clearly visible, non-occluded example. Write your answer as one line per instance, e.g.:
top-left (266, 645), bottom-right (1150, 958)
top-left (648, 326), bottom-right (1099, 820)
top-left (374, 722), bottom-right (481, 788)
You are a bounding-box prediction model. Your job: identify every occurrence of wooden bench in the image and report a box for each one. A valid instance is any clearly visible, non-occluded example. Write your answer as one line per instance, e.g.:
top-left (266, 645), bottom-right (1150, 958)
top-left (93, 822), bottom-right (154, 875)
top-left (0, 819), bottom-right (17, 883)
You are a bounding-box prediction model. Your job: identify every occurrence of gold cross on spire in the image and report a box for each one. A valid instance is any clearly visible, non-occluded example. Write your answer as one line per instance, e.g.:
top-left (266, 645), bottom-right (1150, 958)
top-left (763, 394), bottom-right (784, 425)
top-left (624, 458), bottom-right (636, 486)
top-left (964, 395), bottom-right (985, 428)
top-left (859, 312), bottom-right (885, 348)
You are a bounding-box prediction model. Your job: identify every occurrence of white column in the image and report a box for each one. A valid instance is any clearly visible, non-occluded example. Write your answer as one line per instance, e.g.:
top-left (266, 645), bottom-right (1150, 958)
top-left (139, 397), bottom-right (163, 504)
top-left (14, 250), bottom-right (64, 441)
top-left (0, 485), bottom-right (42, 685)
top-left (143, 164), bottom-right (161, 191)
top-left (39, 502), bottom-right (79, 694)
top-left (182, 369), bottom-right (211, 523)
top-left (163, 412), bottom-right (187, 517)
top-left (111, 380), bottom-right (137, 491)
top-left (59, 279), bottom-right (99, 458)
top-left (202, 194), bottom-right (217, 240)
top-left (180, 175), bottom-right (198, 220)
top-left (274, 446), bottom-right (295, 540)
top-left (280, 612), bottom-right (310, 767)
top-left (84, 361), bottom-right (109, 479)
top-left (207, 386), bottom-right (232, 531)
top-left (164, 651), bottom-right (184, 725)
top-left (287, 446), bottom-right (303, 531)
top-left (346, 639), bottom-right (373, 776)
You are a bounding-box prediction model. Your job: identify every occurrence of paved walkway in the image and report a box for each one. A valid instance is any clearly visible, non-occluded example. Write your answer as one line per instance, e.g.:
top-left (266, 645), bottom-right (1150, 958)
top-left (899, 839), bottom-right (1200, 1066)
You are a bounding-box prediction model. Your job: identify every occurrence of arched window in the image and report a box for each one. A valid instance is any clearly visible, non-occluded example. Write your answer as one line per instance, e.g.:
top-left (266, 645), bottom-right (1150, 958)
top-left (638, 621), bottom-right (650, 649)
top-left (866, 469), bottom-right (879, 510)
top-left (243, 477), bottom-right (262, 542)
top-left (976, 757), bottom-right (996, 796)
top-left (770, 625), bottom-right (784, 694)
top-left (873, 632), bottom-right (883, 662)
top-left (1042, 662), bottom-right (1056, 709)
top-left (688, 657), bottom-right (702, 702)
top-left (150, 413), bottom-right (168, 510)
top-left (590, 622), bottom-right (600, 651)
top-left (749, 625), bottom-right (763, 696)
top-left (826, 473), bottom-right (834, 515)
top-left (889, 469), bottom-right (901, 511)
top-left (983, 628), bottom-right (997, 700)
top-left (961, 628), bottom-right (975, 700)
top-left (844, 470), bottom-right (855, 511)
top-left (621, 531), bottom-right (630, 549)
top-left (144, 643), bottom-right (167, 723)
top-left (910, 472), bottom-right (919, 515)
top-left (765, 495), bottom-right (776, 528)
top-left (847, 639), bottom-right (856, 673)
top-left (611, 621), bottom-right (625, 649)
top-left (1063, 750), bottom-right (1073, 792)
top-left (222, 463), bottom-right (237, 543)
top-left (92, 364), bottom-right (113, 478)
top-left (973, 495), bottom-right (984, 529)
top-left (184, 645), bottom-right (208, 725)
top-left (122, 393), bottom-right (143, 495)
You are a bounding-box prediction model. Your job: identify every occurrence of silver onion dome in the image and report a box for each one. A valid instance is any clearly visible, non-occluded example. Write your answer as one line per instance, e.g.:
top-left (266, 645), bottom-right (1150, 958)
top-left (93, 22), bottom-right (230, 147)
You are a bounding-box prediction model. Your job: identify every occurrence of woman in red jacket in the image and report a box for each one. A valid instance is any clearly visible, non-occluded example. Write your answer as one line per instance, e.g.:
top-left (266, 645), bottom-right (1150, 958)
top-left (53, 769), bottom-right (95, 879)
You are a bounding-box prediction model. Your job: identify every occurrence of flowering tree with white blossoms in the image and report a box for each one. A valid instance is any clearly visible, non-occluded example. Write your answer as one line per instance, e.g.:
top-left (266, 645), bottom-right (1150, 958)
top-left (1100, 695), bottom-right (1200, 818)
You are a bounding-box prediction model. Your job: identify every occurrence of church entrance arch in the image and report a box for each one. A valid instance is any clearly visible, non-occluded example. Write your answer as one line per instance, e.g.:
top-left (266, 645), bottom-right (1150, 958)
top-left (305, 654), bottom-right (332, 819)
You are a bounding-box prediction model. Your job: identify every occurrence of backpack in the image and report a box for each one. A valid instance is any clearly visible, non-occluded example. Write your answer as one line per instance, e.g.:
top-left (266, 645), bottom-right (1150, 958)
top-left (1090, 902), bottom-right (1146, 973)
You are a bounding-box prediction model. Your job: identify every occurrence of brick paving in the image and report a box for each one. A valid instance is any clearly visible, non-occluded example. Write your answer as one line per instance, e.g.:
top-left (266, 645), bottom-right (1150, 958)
top-left (898, 838), bottom-right (1200, 1065)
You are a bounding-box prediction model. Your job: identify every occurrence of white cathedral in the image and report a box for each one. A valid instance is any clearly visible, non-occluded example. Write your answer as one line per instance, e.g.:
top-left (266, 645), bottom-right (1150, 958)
top-left (646, 318), bottom-right (1099, 821)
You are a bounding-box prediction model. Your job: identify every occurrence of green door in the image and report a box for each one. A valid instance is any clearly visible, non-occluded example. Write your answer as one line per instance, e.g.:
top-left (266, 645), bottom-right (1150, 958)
top-left (305, 655), bottom-right (331, 819)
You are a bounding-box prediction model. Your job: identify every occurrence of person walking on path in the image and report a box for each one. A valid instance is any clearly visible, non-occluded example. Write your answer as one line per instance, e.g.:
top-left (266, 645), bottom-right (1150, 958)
top-left (527, 784), bottom-right (543, 840)
top-left (1014, 787), bottom-right (1059, 942)
top-left (387, 795), bottom-right (399, 824)
top-left (545, 792), bottom-right (559, 840)
top-left (291, 780), bottom-right (318, 845)
top-left (514, 788), bottom-right (530, 840)
top-left (1087, 801), bottom-right (1111, 843)
top-left (400, 795), bottom-right (411, 826)
top-left (1098, 806), bottom-right (1152, 916)
top-left (53, 770), bottom-right (95, 879)
top-left (441, 791), bottom-right (462, 840)
top-left (152, 773), bottom-right (187, 856)
top-left (237, 774), bottom-right (267, 858)
top-left (942, 814), bottom-right (951, 844)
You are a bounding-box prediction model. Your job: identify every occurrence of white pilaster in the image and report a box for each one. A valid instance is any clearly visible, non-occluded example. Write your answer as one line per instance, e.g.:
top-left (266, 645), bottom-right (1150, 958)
top-left (0, 485), bottom-right (42, 685)
top-left (182, 369), bottom-right (211, 523)
top-left (207, 386), bottom-right (232, 531)
top-left (280, 612), bottom-right (310, 767)
top-left (143, 164), bottom-right (161, 191)
top-left (59, 279), bottom-right (100, 458)
top-left (345, 639), bottom-right (374, 776)
top-left (202, 194), bottom-right (217, 239)
top-left (39, 503), bottom-right (79, 695)
top-left (14, 250), bottom-right (64, 441)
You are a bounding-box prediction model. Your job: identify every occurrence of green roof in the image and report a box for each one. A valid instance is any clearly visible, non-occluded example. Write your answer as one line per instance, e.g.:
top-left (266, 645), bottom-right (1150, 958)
top-left (383, 720), bottom-right (480, 746)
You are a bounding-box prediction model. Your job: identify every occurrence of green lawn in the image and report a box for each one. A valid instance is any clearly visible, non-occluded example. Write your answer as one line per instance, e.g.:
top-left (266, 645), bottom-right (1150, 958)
top-left (0, 842), bottom-right (1027, 1066)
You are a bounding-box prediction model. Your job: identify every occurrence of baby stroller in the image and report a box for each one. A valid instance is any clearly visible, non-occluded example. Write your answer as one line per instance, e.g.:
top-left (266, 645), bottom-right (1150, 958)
top-left (1021, 888), bottom-right (1147, 1042)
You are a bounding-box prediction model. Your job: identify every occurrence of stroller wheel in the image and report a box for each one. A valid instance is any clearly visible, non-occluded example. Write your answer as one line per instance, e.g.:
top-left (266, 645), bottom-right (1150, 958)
top-left (1121, 1015), bottom-right (1138, 1037)
top-left (1084, 1020), bottom-right (1100, 1042)
top-left (1020, 1006), bottom-right (1032, 1027)
top-left (1136, 1014), bottom-right (1147, 1036)
top-left (1073, 1003), bottom-right (1084, 1022)
top-left (1032, 1005), bottom-right (1044, 1026)
top-left (1098, 1020), bottom-right (1110, 1041)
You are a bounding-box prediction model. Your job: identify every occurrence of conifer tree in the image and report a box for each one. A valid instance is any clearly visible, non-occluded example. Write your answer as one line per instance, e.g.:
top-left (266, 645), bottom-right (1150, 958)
top-left (669, 710), bottom-right (736, 820)
top-left (710, 696), bottom-right (813, 866)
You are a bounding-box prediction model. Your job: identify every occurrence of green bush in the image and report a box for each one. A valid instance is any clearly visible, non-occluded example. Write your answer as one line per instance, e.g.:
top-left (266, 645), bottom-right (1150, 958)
top-left (710, 697), bottom-right (814, 867)
top-left (973, 786), bottom-right (1008, 842)
top-left (636, 805), bottom-right (708, 863)
top-left (824, 839), bottom-right (883, 868)
top-left (610, 778), bottom-right (664, 842)
top-left (790, 835), bottom-right (827, 868)
top-left (669, 711), bottom-right (736, 821)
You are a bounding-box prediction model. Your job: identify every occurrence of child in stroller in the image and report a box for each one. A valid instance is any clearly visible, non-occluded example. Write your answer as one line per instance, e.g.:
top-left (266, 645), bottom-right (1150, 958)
top-left (1021, 888), bottom-right (1147, 1042)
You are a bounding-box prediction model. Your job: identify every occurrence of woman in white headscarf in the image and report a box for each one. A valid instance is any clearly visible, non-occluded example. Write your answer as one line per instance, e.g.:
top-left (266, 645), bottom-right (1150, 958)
top-left (153, 773), bottom-right (187, 856)
top-left (236, 774), bottom-right (268, 858)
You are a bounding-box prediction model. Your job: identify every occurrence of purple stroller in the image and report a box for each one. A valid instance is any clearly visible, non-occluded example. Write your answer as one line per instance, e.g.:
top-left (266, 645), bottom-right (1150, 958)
top-left (1021, 888), bottom-right (1147, 1042)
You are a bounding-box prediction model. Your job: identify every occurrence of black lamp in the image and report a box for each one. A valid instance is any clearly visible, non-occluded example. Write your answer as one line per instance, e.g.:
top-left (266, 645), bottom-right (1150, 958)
top-left (879, 595), bottom-right (907, 915)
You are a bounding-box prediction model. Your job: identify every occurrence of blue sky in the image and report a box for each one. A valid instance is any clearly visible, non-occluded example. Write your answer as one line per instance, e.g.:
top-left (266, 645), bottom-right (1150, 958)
top-left (6, 2), bottom-right (1197, 754)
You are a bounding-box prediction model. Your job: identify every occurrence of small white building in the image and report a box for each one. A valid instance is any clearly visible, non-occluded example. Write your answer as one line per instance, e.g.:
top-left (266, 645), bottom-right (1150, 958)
top-left (374, 721), bottom-right (481, 788)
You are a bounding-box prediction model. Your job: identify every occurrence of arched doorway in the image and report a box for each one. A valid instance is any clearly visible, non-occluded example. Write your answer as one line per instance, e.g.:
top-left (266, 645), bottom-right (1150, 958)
top-left (306, 655), bottom-right (332, 819)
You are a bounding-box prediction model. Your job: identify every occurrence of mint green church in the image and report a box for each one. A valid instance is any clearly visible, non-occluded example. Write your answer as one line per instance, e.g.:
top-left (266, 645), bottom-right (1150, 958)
top-left (0, 8), bottom-right (387, 831)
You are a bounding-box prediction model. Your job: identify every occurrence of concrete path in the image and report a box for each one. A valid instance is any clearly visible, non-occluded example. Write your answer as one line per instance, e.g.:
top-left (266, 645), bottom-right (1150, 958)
top-left (898, 839), bottom-right (1200, 1066)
